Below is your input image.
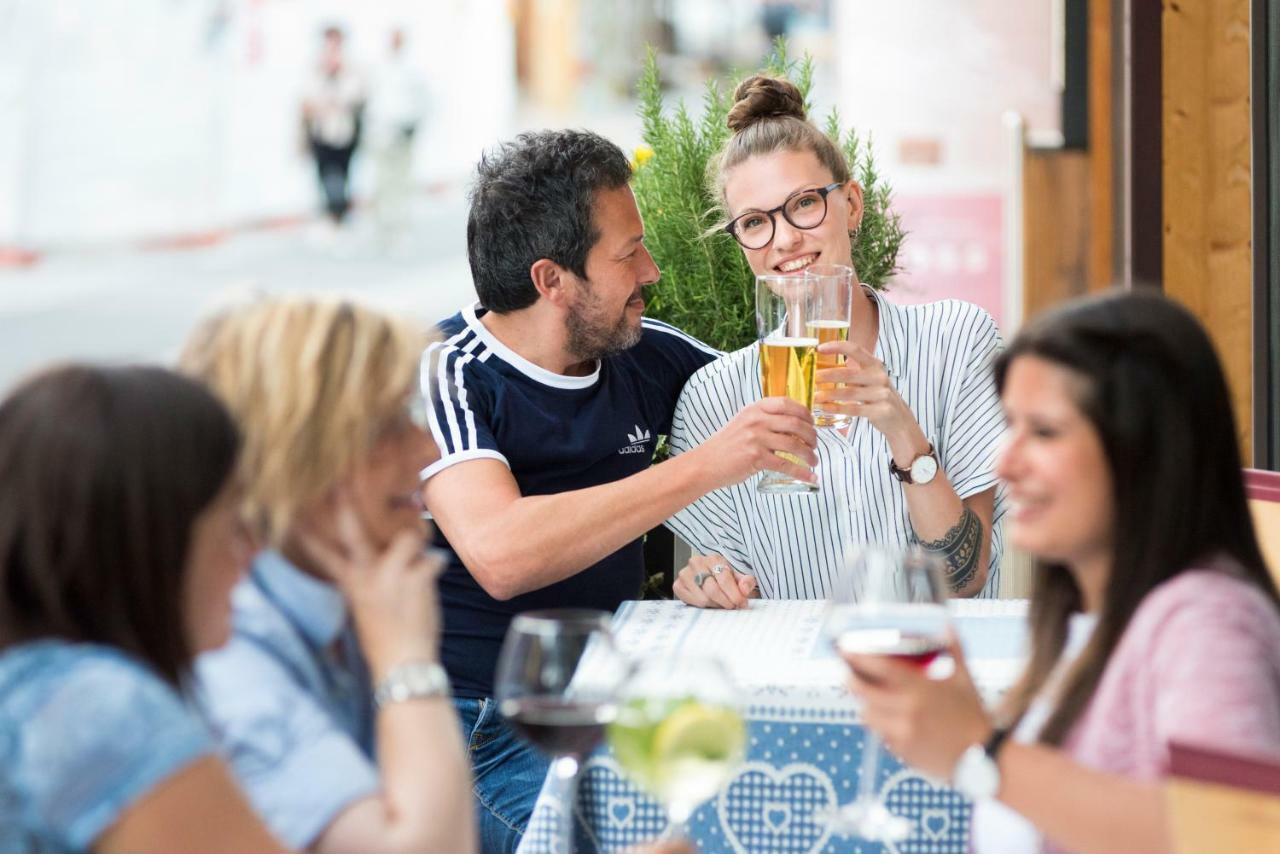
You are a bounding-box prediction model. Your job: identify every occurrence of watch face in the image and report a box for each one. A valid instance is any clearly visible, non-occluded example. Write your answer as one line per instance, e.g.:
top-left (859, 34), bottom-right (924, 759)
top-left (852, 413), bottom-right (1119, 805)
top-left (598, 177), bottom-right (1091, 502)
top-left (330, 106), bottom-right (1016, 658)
top-left (955, 744), bottom-right (1000, 799)
top-left (911, 453), bottom-right (939, 484)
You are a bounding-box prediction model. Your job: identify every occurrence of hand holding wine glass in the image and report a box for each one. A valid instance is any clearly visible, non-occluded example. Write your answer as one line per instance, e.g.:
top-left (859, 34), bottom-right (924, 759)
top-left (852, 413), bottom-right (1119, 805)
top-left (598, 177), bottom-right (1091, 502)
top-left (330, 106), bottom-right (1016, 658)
top-left (844, 623), bottom-right (993, 782)
top-left (821, 544), bottom-right (953, 841)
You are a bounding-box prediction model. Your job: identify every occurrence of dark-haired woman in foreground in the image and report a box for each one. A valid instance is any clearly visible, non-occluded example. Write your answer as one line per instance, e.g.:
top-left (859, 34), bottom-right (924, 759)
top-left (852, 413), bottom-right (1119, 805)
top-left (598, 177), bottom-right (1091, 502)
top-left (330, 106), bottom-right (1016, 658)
top-left (846, 290), bottom-right (1280, 852)
top-left (0, 365), bottom-right (285, 852)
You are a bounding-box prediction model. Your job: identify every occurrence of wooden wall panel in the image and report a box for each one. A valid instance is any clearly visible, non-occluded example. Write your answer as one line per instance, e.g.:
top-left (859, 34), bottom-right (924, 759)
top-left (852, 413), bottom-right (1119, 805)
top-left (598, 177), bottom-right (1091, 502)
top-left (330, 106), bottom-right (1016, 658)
top-left (1023, 149), bottom-right (1092, 321)
top-left (1163, 0), bottom-right (1254, 459)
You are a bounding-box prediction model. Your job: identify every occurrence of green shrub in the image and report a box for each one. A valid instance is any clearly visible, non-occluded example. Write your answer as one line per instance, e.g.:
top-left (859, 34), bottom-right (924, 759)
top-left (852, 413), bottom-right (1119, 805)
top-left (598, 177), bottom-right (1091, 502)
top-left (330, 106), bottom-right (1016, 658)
top-left (632, 41), bottom-right (907, 353)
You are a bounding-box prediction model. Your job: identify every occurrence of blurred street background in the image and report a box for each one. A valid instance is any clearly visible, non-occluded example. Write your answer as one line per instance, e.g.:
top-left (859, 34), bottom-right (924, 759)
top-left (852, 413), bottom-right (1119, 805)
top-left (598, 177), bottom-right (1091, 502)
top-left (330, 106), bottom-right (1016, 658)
top-left (0, 0), bottom-right (1065, 391)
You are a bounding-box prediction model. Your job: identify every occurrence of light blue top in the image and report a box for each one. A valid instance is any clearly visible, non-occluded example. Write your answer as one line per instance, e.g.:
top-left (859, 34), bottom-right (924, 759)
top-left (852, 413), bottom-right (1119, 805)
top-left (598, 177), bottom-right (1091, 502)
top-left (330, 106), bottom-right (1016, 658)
top-left (0, 641), bottom-right (212, 853)
top-left (195, 550), bottom-right (379, 848)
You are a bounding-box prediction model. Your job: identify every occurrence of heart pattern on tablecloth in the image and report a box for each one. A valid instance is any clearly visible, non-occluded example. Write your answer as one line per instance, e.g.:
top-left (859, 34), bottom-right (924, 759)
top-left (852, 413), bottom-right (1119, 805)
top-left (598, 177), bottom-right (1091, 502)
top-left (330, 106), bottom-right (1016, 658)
top-left (606, 796), bottom-right (635, 829)
top-left (878, 768), bottom-right (971, 854)
top-left (718, 762), bottom-right (836, 853)
top-left (763, 802), bottom-right (792, 833)
top-left (576, 757), bottom-right (668, 851)
top-left (920, 807), bottom-right (951, 840)
top-left (521, 800), bottom-right (569, 854)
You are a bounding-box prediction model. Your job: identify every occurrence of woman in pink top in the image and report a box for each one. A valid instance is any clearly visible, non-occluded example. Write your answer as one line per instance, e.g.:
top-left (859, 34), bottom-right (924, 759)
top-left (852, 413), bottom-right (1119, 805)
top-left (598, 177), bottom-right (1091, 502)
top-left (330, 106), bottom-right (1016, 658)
top-left (845, 289), bottom-right (1280, 851)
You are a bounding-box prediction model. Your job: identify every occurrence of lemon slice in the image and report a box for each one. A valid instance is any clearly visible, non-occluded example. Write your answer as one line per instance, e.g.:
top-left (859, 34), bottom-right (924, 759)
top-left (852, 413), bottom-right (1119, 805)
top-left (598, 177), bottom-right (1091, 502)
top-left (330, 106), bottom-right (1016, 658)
top-left (652, 701), bottom-right (745, 763)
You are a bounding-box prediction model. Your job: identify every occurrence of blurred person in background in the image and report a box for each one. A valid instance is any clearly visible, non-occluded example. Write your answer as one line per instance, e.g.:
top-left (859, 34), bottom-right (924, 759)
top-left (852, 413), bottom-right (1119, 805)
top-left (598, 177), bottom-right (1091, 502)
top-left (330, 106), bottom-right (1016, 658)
top-left (761, 0), bottom-right (800, 41)
top-left (302, 26), bottom-right (365, 232)
top-left (846, 290), bottom-right (1280, 852)
top-left (367, 27), bottom-right (429, 250)
top-left (182, 297), bottom-right (475, 854)
top-left (667, 75), bottom-right (1004, 608)
top-left (0, 365), bottom-right (291, 852)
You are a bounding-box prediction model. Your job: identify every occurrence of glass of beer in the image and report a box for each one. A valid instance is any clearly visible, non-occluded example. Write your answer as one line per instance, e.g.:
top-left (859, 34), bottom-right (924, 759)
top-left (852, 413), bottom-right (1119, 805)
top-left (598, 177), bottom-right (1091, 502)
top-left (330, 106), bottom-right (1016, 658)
top-left (756, 274), bottom-right (819, 494)
top-left (804, 264), bottom-right (854, 429)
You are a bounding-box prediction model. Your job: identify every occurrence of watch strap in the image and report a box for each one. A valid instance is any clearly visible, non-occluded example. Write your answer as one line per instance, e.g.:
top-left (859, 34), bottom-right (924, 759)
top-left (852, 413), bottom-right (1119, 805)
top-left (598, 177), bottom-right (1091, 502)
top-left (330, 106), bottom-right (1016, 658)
top-left (983, 725), bottom-right (1011, 761)
top-left (374, 661), bottom-right (451, 709)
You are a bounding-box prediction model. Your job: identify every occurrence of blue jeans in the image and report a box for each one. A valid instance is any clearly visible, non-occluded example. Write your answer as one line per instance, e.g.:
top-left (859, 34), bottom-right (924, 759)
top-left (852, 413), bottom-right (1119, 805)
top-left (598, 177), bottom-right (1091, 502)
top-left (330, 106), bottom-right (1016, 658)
top-left (453, 697), bottom-right (550, 853)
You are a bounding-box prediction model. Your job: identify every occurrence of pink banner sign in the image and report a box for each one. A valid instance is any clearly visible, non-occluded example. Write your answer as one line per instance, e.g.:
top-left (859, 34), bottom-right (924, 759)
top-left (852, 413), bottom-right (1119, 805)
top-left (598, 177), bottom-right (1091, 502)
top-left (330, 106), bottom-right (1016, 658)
top-left (882, 193), bottom-right (1004, 329)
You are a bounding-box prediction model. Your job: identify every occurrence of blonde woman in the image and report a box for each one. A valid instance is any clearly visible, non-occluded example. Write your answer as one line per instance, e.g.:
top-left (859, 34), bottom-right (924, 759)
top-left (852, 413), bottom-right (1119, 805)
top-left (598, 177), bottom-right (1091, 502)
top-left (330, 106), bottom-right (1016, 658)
top-left (181, 297), bottom-right (475, 854)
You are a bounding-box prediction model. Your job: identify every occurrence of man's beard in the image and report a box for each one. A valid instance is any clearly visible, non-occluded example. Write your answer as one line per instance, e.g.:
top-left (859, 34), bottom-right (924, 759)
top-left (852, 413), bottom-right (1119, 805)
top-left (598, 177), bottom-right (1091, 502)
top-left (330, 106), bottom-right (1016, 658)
top-left (565, 284), bottom-right (643, 361)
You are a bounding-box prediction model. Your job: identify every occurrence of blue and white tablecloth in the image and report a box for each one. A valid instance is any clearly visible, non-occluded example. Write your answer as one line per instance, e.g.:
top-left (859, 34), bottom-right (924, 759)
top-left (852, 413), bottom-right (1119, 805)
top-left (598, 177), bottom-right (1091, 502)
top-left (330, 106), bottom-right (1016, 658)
top-left (518, 598), bottom-right (1028, 854)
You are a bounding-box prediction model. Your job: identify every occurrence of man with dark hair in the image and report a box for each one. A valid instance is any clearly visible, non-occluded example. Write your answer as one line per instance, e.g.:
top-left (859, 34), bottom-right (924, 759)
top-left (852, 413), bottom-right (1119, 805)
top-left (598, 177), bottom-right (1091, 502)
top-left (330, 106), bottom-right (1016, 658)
top-left (421, 129), bottom-right (817, 851)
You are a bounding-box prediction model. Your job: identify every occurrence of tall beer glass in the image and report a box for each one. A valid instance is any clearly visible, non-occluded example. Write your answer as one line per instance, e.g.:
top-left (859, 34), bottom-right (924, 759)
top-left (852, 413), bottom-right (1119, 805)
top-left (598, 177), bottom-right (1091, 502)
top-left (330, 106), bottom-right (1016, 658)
top-left (804, 264), bottom-right (854, 429)
top-left (756, 274), bottom-right (819, 494)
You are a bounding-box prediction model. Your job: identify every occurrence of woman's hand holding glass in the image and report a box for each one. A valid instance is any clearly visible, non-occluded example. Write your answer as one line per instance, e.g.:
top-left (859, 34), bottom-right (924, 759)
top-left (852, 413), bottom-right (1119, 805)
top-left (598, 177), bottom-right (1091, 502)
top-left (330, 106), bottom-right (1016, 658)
top-left (814, 343), bottom-right (930, 460)
top-left (823, 545), bottom-right (953, 841)
top-left (844, 633), bottom-right (993, 782)
top-left (673, 554), bottom-right (757, 610)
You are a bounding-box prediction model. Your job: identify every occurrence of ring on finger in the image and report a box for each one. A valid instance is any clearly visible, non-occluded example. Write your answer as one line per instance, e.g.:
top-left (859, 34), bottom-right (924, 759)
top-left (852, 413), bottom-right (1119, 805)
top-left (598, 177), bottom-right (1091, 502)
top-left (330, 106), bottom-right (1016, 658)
top-left (693, 571), bottom-right (709, 589)
top-left (711, 564), bottom-right (726, 576)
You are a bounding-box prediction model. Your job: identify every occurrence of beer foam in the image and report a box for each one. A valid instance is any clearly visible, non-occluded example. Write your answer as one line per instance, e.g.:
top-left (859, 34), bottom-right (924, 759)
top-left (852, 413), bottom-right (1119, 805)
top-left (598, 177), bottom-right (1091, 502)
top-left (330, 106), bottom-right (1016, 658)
top-left (762, 337), bottom-right (819, 347)
top-left (806, 320), bottom-right (850, 330)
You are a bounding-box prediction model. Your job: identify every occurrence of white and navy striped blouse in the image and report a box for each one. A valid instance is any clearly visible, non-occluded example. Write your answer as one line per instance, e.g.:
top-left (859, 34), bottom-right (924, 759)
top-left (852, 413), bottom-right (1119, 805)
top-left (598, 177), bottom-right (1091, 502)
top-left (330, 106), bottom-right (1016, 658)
top-left (666, 289), bottom-right (1008, 599)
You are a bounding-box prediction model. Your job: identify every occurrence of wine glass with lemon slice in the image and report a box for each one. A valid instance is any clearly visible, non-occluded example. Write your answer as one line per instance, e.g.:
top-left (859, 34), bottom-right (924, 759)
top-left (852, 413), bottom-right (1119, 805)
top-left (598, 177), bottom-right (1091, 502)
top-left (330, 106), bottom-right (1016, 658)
top-left (607, 656), bottom-right (746, 840)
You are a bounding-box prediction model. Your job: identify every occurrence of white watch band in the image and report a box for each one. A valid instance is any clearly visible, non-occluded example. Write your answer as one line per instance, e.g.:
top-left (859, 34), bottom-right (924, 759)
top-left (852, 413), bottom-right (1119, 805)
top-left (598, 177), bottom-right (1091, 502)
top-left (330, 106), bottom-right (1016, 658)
top-left (373, 661), bottom-right (451, 709)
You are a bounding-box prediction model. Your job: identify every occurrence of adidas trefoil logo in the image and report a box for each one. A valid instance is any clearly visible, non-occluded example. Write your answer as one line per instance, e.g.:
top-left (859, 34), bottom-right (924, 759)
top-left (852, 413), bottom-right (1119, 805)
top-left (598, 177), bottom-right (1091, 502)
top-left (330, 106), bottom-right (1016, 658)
top-left (619, 424), bottom-right (651, 455)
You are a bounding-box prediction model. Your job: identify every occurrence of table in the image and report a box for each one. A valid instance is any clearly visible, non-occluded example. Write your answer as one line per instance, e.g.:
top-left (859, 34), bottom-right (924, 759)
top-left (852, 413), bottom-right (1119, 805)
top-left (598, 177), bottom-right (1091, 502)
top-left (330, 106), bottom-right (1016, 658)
top-left (517, 598), bottom-right (1028, 854)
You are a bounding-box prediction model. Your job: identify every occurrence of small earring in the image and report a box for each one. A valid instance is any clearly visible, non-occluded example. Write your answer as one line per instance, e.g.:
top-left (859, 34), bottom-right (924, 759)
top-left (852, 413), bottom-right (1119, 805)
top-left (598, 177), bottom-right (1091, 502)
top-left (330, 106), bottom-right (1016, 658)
top-left (849, 225), bottom-right (861, 242)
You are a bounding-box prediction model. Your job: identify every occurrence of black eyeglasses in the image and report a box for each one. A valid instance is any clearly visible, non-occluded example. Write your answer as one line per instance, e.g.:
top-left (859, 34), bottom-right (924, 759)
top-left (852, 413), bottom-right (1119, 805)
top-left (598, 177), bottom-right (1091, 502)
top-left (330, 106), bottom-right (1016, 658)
top-left (724, 182), bottom-right (844, 250)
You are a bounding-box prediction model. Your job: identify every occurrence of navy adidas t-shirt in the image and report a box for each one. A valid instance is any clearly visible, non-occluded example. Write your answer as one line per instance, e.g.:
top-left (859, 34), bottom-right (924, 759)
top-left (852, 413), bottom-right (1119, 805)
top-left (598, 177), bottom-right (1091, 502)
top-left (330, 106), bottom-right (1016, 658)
top-left (422, 303), bottom-right (719, 699)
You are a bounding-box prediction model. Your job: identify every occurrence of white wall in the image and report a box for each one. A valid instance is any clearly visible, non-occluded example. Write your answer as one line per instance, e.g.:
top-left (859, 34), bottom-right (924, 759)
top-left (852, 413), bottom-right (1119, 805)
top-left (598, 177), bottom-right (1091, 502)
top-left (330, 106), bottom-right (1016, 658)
top-left (831, 0), bottom-right (1060, 193)
top-left (0, 0), bottom-right (515, 248)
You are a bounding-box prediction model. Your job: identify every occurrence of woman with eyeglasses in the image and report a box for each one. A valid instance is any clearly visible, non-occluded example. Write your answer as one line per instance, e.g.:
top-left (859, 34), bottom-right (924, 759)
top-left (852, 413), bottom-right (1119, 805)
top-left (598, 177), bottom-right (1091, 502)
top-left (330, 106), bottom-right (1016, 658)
top-left (667, 75), bottom-right (1006, 608)
top-left (180, 297), bottom-right (476, 854)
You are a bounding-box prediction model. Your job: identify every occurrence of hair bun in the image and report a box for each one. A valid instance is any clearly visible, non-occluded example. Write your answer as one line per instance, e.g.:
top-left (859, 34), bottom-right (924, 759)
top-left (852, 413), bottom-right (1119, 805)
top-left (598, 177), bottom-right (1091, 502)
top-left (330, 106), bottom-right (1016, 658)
top-left (726, 75), bottom-right (807, 133)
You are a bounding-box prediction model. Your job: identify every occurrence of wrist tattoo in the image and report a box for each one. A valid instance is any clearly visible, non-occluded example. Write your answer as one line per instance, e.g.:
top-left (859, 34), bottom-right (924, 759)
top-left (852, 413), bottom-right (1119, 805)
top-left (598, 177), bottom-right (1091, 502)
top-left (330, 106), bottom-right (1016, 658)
top-left (917, 506), bottom-right (983, 592)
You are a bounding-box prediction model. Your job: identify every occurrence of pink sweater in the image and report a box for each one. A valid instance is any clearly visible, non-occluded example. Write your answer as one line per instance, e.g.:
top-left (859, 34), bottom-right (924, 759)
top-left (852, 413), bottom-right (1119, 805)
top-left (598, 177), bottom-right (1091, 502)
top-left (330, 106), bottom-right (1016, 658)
top-left (1065, 569), bottom-right (1280, 779)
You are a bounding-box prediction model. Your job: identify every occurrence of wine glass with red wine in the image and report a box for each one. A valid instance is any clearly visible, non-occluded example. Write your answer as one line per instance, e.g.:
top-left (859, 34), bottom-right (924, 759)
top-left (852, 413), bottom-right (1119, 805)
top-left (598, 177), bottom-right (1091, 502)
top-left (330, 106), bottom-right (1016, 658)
top-left (821, 544), bottom-right (950, 841)
top-left (495, 609), bottom-right (625, 852)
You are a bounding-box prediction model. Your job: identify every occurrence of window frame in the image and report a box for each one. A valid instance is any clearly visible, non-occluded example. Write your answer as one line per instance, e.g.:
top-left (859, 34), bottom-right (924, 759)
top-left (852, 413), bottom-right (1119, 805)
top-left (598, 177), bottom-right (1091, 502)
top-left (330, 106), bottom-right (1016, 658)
top-left (1252, 0), bottom-right (1280, 469)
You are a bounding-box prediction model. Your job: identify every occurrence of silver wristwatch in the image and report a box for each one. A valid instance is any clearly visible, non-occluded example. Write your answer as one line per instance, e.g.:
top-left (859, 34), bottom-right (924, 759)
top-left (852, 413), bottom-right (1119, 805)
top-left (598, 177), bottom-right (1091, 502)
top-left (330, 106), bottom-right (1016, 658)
top-left (373, 661), bottom-right (451, 709)
top-left (889, 444), bottom-right (940, 485)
